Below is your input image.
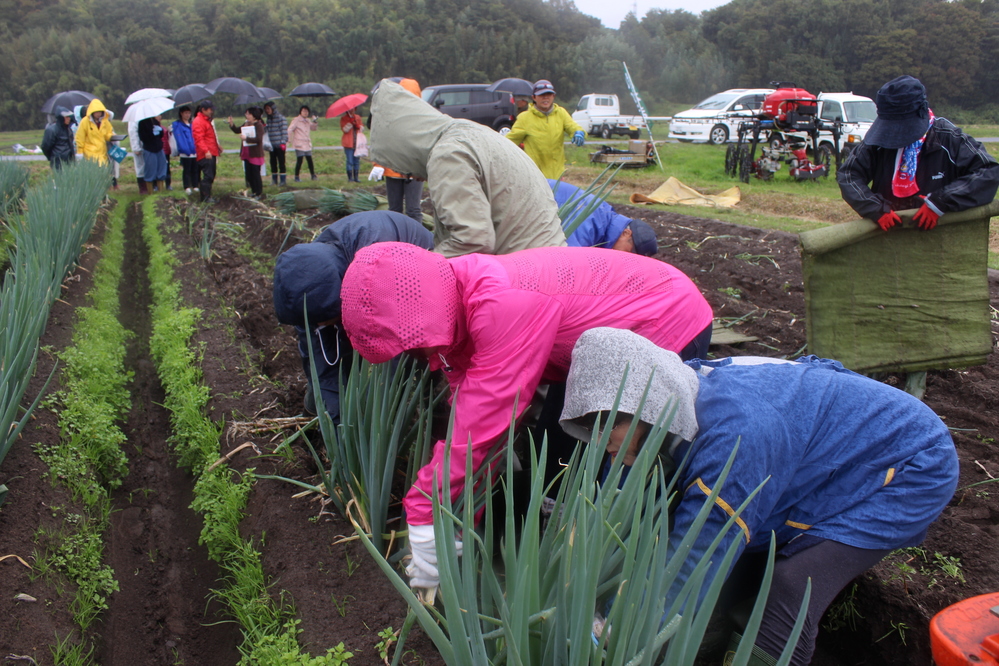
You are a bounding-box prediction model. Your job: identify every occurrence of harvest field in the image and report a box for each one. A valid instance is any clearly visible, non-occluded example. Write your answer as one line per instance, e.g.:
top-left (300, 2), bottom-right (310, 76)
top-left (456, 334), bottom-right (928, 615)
top-left (0, 160), bottom-right (997, 665)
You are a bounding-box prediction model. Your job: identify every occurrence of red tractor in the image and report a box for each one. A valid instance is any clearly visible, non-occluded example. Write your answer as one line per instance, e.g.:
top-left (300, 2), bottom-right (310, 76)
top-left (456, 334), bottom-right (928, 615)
top-left (725, 82), bottom-right (842, 183)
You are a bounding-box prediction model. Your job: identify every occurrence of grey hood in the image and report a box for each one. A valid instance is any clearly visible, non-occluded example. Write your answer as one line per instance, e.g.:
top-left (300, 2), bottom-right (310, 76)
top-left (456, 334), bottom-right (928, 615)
top-left (560, 328), bottom-right (700, 443)
top-left (369, 80), bottom-right (452, 180)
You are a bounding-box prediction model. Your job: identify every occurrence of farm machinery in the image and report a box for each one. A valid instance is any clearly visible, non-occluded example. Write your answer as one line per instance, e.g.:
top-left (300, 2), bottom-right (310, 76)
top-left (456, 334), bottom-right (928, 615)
top-left (725, 83), bottom-right (843, 183)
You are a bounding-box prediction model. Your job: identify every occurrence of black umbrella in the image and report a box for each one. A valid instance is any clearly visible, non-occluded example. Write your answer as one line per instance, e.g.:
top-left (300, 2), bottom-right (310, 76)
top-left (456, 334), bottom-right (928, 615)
top-left (173, 84), bottom-right (212, 108)
top-left (486, 78), bottom-right (534, 96)
top-left (205, 77), bottom-right (263, 96)
top-left (233, 87), bottom-right (283, 106)
top-left (41, 90), bottom-right (95, 115)
top-left (288, 82), bottom-right (337, 97)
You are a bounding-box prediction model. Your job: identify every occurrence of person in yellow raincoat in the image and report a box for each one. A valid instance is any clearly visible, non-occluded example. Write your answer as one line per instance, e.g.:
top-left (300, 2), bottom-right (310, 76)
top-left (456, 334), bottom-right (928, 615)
top-left (505, 79), bottom-right (585, 179)
top-left (75, 98), bottom-right (114, 165)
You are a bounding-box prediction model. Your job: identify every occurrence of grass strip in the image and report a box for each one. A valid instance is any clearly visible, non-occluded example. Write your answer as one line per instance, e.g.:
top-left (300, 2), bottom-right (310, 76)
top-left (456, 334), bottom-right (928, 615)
top-left (33, 197), bottom-right (130, 661)
top-left (140, 197), bottom-right (352, 665)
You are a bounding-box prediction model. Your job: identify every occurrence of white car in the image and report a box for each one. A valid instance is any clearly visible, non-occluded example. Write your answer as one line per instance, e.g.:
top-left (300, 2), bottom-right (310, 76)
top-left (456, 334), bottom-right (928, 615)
top-left (668, 88), bottom-right (774, 144)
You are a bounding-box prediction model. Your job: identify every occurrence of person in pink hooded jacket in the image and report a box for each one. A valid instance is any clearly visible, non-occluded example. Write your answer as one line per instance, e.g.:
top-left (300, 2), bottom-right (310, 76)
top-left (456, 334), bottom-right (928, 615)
top-left (341, 242), bottom-right (713, 590)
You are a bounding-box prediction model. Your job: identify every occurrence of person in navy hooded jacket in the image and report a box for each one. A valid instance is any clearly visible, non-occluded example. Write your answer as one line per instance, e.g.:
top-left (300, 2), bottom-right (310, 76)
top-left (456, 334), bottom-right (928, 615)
top-left (272, 210), bottom-right (434, 420)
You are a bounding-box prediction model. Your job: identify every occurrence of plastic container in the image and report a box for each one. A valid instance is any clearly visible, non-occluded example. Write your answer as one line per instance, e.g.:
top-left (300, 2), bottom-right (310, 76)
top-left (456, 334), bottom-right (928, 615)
top-left (930, 592), bottom-right (999, 666)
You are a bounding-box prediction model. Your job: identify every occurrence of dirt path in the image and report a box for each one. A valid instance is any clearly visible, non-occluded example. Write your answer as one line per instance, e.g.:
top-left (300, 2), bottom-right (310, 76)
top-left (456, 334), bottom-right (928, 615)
top-left (97, 202), bottom-right (241, 664)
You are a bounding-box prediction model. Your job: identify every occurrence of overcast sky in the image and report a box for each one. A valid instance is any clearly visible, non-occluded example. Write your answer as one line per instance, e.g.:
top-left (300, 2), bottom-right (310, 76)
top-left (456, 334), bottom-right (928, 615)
top-left (572, 0), bottom-right (731, 28)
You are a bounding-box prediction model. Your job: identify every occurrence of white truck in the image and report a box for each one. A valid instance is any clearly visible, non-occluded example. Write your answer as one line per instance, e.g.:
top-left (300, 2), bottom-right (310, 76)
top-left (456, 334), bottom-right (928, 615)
top-left (571, 94), bottom-right (670, 140)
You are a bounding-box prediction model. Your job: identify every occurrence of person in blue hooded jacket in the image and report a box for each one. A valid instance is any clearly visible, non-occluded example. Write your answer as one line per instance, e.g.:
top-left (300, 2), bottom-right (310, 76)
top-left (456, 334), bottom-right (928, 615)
top-left (272, 210), bottom-right (434, 419)
top-left (172, 106), bottom-right (199, 196)
top-left (549, 179), bottom-right (658, 255)
top-left (560, 328), bottom-right (958, 666)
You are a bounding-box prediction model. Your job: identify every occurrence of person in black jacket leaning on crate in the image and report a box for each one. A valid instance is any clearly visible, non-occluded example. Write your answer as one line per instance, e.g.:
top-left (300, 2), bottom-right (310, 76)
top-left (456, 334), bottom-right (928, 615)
top-left (837, 75), bottom-right (999, 231)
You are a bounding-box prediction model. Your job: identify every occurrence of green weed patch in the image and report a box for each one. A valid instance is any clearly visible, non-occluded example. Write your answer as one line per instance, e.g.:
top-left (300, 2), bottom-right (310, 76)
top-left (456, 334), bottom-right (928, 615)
top-left (33, 196), bottom-right (129, 645)
top-left (140, 197), bottom-right (348, 664)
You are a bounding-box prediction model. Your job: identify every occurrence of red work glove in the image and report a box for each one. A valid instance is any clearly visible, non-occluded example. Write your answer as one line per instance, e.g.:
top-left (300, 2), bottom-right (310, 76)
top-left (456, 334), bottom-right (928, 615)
top-left (877, 210), bottom-right (901, 231)
top-left (913, 197), bottom-right (940, 230)
top-left (280, 143), bottom-right (286, 151)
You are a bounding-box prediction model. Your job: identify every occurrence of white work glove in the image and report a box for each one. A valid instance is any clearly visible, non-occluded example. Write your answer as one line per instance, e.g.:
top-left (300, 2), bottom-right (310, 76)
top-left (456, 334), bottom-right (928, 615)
top-left (368, 166), bottom-right (385, 181)
top-left (343, 123), bottom-right (354, 132)
top-left (406, 523), bottom-right (462, 590)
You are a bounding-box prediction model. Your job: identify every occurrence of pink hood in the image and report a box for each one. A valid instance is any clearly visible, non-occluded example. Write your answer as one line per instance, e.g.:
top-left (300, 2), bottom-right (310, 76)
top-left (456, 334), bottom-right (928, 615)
top-left (342, 243), bottom-right (713, 525)
top-left (341, 242), bottom-right (462, 364)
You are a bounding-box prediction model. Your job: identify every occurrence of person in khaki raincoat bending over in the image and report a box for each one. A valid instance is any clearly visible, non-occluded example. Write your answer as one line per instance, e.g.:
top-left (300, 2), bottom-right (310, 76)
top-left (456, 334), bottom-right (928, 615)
top-left (367, 79), bottom-right (565, 257)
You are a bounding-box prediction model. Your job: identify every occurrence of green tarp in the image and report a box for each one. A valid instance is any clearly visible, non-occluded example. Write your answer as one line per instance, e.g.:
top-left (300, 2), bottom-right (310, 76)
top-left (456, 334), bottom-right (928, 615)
top-left (799, 201), bottom-right (998, 373)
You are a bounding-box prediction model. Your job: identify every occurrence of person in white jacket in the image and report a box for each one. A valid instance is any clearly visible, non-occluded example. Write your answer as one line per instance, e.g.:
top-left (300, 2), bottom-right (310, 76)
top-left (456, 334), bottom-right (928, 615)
top-left (128, 119), bottom-right (147, 194)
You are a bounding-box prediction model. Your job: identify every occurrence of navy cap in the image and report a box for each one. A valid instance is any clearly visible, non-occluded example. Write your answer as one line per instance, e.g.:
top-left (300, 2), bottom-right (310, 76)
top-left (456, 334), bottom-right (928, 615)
top-left (629, 219), bottom-right (658, 256)
top-left (533, 79), bottom-right (556, 96)
top-left (273, 243), bottom-right (343, 328)
top-left (865, 76), bottom-right (930, 149)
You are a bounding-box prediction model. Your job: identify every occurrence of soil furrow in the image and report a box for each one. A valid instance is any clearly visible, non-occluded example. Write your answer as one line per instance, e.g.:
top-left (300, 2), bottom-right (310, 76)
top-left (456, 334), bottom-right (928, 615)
top-left (98, 202), bottom-right (240, 665)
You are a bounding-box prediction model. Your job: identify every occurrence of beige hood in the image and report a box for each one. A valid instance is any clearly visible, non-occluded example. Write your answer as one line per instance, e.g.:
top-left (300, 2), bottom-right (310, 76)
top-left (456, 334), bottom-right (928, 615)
top-left (369, 80), bottom-right (452, 180)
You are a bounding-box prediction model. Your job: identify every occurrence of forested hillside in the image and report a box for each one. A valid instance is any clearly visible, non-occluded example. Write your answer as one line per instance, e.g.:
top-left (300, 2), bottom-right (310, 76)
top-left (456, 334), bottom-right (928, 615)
top-left (2, 0), bottom-right (998, 131)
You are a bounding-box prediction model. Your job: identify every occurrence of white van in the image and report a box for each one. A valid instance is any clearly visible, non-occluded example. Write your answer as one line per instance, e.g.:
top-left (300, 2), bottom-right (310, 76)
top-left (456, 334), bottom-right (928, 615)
top-left (668, 88), bottom-right (774, 144)
top-left (815, 92), bottom-right (877, 155)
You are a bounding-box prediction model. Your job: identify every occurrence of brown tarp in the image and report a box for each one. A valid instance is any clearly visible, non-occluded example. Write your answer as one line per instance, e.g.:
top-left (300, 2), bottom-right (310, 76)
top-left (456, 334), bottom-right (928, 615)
top-left (799, 201), bottom-right (998, 372)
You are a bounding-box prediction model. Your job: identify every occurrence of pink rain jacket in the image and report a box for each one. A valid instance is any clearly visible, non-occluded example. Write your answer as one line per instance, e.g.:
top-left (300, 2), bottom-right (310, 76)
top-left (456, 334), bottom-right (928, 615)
top-left (341, 242), bottom-right (713, 525)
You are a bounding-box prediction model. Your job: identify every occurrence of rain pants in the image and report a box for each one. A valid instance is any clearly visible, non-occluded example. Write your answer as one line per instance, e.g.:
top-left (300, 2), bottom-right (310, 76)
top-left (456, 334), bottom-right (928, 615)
top-left (272, 211), bottom-right (434, 421)
top-left (505, 102), bottom-right (583, 179)
top-left (560, 328), bottom-right (958, 608)
top-left (368, 80), bottom-right (565, 257)
top-left (75, 98), bottom-right (113, 165)
top-left (340, 243), bottom-right (713, 524)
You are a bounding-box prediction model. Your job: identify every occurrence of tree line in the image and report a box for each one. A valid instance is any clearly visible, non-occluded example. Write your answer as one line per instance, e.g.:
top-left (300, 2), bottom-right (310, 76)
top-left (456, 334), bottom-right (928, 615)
top-left (2, 0), bottom-right (997, 132)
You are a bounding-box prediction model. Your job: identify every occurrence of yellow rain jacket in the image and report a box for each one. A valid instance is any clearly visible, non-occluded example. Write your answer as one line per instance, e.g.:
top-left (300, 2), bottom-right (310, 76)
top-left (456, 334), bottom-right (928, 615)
top-left (75, 98), bottom-right (114, 165)
top-left (505, 102), bottom-right (583, 179)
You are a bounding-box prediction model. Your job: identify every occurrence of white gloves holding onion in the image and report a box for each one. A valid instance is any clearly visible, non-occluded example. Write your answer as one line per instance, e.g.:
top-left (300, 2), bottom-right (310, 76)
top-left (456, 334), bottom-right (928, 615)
top-left (406, 523), bottom-right (463, 590)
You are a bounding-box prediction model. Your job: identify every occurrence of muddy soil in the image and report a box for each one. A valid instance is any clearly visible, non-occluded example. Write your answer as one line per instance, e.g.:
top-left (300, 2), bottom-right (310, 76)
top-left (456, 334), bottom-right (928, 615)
top-left (206, 194), bottom-right (998, 666)
top-left (2, 191), bottom-right (996, 665)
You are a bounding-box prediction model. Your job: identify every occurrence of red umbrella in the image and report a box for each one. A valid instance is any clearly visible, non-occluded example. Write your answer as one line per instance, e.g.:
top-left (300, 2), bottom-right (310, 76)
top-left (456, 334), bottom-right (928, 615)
top-left (325, 94), bottom-right (368, 118)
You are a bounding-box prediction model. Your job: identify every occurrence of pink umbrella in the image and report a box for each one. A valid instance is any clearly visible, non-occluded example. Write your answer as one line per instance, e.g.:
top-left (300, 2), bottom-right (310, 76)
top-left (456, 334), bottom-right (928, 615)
top-left (325, 94), bottom-right (368, 118)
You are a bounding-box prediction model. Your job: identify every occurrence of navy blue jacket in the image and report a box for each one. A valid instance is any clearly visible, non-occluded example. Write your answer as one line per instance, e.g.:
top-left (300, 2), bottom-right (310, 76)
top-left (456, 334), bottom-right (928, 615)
top-left (282, 211), bottom-right (434, 421)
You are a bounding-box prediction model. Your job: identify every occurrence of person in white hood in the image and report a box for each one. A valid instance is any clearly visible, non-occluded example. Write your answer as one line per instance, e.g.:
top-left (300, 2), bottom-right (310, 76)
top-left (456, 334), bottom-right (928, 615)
top-left (368, 79), bottom-right (566, 257)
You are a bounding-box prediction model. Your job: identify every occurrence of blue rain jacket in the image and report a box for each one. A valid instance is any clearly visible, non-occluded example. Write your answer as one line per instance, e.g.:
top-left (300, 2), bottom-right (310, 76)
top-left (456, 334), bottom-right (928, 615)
top-left (171, 119), bottom-right (196, 156)
top-left (548, 179), bottom-right (631, 249)
top-left (282, 211), bottom-right (433, 421)
top-left (668, 356), bottom-right (958, 605)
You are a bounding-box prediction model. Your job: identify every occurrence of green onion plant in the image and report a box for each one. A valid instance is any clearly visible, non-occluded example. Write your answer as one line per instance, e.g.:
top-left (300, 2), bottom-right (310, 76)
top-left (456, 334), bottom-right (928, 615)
top-left (303, 346), bottom-right (433, 554)
top-left (355, 372), bottom-right (810, 665)
top-left (0, 162), bottom-right (110, 494)
top-left (0, 160), bottom-right (29, 221)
